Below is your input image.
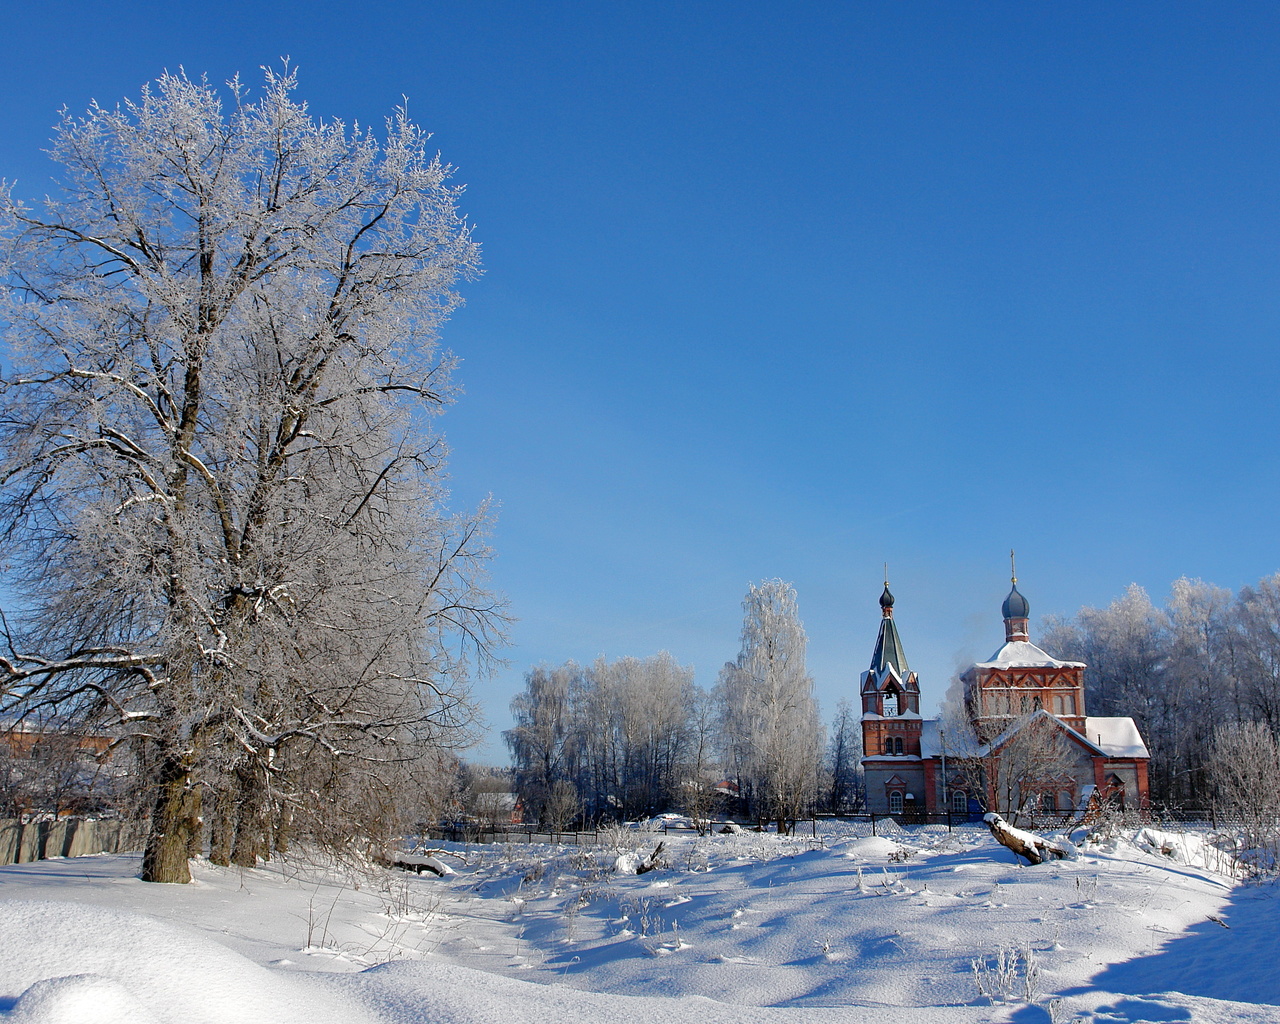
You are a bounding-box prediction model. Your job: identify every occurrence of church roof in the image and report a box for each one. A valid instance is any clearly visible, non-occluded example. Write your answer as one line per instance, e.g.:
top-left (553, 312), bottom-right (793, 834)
top-left (920, 709), bottom-right (1149, 760)
top-left (973, 640), bottom-right (1085, 669)
top-left (1084, 717), bottom-right (1150, 759)
top-left (869, 613), bottom-right (910, 677)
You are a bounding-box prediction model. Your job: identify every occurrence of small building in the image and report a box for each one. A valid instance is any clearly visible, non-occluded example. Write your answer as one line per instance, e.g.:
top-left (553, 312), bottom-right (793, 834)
top-left (0, 720), bottom-right (113, 762)
top-left (859, 575), bottom-right (1150, 817)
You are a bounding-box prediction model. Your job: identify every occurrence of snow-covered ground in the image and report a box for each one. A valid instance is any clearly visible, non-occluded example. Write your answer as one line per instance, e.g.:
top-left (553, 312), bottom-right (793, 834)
top-left (1, 820), bottom-right (1278, 1023)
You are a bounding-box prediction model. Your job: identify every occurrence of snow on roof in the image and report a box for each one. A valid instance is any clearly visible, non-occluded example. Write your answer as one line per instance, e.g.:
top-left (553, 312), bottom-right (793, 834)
top-left (920, 712), bottom-right (1148, 760)
top-left (1085, 717), bottom-right (1150, 759)
top-left (972, 640), bottom-right (1085, 669)
top-left (920, 720), bottom-right (941, 757)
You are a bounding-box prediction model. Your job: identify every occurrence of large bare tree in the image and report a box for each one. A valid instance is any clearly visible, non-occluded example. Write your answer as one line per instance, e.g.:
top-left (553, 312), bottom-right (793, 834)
top-left (0, 68), bottom-right (505, 881)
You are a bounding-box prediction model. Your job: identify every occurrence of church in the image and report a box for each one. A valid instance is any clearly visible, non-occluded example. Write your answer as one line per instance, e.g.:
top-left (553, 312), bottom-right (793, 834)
top-left (859, 572), bottom-right (1150, 818)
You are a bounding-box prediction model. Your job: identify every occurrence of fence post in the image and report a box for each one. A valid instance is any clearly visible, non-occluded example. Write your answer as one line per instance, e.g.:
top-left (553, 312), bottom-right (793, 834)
top-left (871, 814), bottom-right (877, 837)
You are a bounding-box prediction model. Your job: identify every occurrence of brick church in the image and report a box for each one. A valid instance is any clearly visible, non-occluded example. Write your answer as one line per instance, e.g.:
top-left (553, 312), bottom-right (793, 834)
top-left (859, 572), bottom-right (1150, 817)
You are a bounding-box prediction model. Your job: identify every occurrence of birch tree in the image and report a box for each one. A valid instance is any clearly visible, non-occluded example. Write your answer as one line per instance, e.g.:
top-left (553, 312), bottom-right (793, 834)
top-left (717, 580), bottom-right (822, 832)
top-left (0, 68), bottom-right (505, 881)
top-left (504, 662), bottom-right (581, 824)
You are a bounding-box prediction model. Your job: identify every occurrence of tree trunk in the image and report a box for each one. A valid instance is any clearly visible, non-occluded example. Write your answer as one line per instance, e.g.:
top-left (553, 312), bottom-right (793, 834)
top-left (208, 785), bottom-right (234, 866)
top-left (185, 786), bottom-right (204, 859)
top-left (273, 801), bottom-right (293, 856)
top-left (140, 752), bottom-right (197, 883)
top-left (231, 764), bottom-right (267, 868)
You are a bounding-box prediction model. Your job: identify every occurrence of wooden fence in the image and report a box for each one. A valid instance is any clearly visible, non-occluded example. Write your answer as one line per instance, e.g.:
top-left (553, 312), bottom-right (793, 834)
top-left (0, 817), bottom-right (143, 866)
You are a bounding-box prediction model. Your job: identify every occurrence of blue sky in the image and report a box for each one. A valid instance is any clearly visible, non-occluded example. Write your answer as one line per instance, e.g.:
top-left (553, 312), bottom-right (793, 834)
top-left (3, 3), bottom-right (1279, 762)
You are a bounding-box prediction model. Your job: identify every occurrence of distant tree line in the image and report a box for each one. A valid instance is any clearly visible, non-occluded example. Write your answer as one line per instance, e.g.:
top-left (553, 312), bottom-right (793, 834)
top-left (1041, 573), bottom-right (1280, 808)
top-left (505, 581), bottom-right (861, 831)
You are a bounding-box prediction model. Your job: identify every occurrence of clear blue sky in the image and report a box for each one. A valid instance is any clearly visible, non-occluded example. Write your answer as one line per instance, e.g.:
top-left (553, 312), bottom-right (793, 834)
top-left (3, 3), bottom-right (1279, 763)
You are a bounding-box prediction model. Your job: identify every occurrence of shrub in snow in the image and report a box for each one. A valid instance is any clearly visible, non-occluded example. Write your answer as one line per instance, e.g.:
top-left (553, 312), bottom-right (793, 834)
top-left (972, 946), bottom-right (1040, 1005)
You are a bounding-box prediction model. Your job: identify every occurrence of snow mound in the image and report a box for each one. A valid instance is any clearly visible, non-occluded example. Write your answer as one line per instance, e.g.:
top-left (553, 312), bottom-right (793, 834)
top-left (840, 836), bottom-right (907, 860)
top-left (337, 959), bottom-right (995, 1024)
top-left (7, 974), bottom-right (161, 1024)
top-left (613, 852), bottom-right (642, 874)
top-left (1135, 827), bottom-right (1204, 865)
top-left (0, 900), bottom-right (377, 1024)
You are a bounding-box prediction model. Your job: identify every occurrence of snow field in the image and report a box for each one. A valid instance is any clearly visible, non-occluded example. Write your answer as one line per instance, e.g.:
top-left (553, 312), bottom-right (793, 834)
top-left (0, 821), bottom-right (1272, 1023)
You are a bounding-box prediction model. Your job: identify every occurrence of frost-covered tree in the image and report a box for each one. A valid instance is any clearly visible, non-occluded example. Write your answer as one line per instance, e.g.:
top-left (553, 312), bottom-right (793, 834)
top-left (825, 698), bottom-right (863, 813)
top-left (504, 662), bottom-right (581, 823)
top-left (987, 713), bottom-right (1084, 823)
top-left (1234, 573), bottom-right (1280, 732)
top-left (0, 68), bottom-right (505, 881)
top-left (716, 580), bottom-right (822, 832)
top-left (505, 652), bottom-right (698, 823)
top-left (1208, 722), bottom-right (1280, 853)
top-left (681, 687), bottom-right (720, 833)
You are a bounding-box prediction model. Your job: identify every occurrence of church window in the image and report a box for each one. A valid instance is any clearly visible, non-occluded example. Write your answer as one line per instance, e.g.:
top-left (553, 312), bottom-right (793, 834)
top-left (889, 791), bottom-right (904, 814)
top-left (883, 737), bottom-right (894, 755)
top-left (894, 737), bottom-right (904, 755)
top-left (951, 790), bottom-right (967, 814)
top-left (882, 689), bottom-right (899, 716)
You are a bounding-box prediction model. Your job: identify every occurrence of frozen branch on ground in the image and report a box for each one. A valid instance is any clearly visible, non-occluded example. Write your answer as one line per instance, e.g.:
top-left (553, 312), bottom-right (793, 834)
top-left (984, 813), bottom-right (1076, 865)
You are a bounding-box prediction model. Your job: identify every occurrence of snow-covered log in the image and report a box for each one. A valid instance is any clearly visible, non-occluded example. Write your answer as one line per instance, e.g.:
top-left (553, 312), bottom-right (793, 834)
top-left (381, 850), bottom-right (457, 876)
top-left (615, 841), bottom-right (667, 875)
top-left (983, 813), bottom-right (1077, 865)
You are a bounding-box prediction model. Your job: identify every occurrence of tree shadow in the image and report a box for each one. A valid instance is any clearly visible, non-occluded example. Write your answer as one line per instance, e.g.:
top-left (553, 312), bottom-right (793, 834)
top-left (1060, 879), bottom-right (1280, 1010)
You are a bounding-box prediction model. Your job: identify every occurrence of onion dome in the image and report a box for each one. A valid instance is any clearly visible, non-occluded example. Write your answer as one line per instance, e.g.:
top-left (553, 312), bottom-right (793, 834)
top-left (879, 583), bottom-right (895, 612)
top-left (1002, 582), bottom-right (1029, 620)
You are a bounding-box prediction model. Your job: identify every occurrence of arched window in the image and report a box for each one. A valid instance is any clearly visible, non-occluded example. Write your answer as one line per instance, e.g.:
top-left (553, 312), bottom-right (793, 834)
top-left (894, 737), bottom-right (904, 755)
top-left (1042, 791), bottom-right (1056, 811)
top-left (951, 790), bottom-right (967, 814)
top-left (883, 737), bottom-right (894, 755)
top-left (882, 689), bottom-right (899, 716)
top-left (889, 791), bottom-right (904, 814)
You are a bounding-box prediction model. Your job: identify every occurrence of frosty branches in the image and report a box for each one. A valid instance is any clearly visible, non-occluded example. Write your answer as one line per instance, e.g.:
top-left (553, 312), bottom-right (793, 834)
top-left (0, 67), bottom-right (506, 881)
top-left (716, 580), bottom-right (823, 832)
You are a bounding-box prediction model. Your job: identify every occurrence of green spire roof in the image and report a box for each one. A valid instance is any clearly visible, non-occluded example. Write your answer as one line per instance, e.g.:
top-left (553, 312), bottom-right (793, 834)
top-left (870, 615), bottom-right (910, 676)
top-left (869, 585), bottom-right (910, 676)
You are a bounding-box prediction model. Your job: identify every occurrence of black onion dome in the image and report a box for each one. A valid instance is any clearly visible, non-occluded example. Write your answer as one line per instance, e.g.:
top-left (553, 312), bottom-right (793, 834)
top-left (1002, 583), bottom-right (1030, 620)
top-left (879, 583), bottom-right (895, 610)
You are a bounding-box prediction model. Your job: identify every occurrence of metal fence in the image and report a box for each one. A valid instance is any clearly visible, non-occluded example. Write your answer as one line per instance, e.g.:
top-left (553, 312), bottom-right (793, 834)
top-left (421, 814), bottom-right (980, 846)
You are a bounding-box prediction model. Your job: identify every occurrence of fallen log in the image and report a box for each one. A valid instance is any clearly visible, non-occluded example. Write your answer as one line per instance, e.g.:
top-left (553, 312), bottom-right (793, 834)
top-left (983, 813), bottom-right (1076, 866)
top-left (635, 841), bottom-right (667, 875)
